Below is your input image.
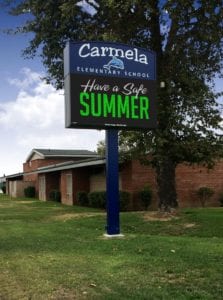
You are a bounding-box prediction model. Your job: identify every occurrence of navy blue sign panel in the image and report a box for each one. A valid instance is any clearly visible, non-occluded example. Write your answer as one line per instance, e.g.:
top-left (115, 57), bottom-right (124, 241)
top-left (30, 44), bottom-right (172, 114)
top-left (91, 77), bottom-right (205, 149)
top-left (64, 41), bottom-right (156, 81)
top-left (64, 41), bottom-right (156, 130)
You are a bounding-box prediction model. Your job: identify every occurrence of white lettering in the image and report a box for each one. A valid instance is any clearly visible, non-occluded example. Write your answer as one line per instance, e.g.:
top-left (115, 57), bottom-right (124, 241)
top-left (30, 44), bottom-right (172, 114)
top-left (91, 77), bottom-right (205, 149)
top-left (125, 50), bottom-right (134, 59)
top-left (91, 46), bottom-right (99, 57)
top-left (79, 43), bottom-right (90, 57)
top-left (139, 54), bottom-right (148, 64)
top-left (81, 79), bottom-right (110, 93)
top-left (101, 47), bottom-right (109, 56)
top-left (110, 48), bottom-right (125, 58)
top-left (78, 43), bottom-right (149, 65)
top-left (122, 83), bottom-right (147, 97)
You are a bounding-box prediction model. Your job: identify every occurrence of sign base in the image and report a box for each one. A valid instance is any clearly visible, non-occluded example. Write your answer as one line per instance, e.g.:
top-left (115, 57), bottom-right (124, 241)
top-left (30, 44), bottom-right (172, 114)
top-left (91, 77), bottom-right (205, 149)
top-left (103, 233), bottom-right (124, 238)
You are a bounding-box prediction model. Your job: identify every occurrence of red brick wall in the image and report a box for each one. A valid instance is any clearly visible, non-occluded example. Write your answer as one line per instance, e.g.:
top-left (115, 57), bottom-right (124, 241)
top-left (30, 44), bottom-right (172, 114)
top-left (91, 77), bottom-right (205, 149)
top-left (121, 160), bottom-right (223, 209)
top-left (23, 160), bottom-right (40, 189)
top-left (45, 172), bottom-right (60, 201)
top-left (176, 162), bottom-right (223, 207)
top-left (60, 168), bottom-right (90, 206)
top-left (120, 161), bottom-right (133, 209)
top-left (129, 160), bottom-right (158, 210)
top-left (120, 160), bottom-right (157, 210)
top-left (23, 156), bottom-right (223, 209)
top-left (72, 168), bottom-right (90, 204)
top-left (121, 161), bottom-right (133, 193)
top-left (23, 158), bottom-right (82, 193)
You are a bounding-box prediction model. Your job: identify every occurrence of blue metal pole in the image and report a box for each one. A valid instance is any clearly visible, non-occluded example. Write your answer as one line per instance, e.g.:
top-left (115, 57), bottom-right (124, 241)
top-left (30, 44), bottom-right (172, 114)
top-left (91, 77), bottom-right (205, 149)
top-left (106, 129), bottom-right (120, 235)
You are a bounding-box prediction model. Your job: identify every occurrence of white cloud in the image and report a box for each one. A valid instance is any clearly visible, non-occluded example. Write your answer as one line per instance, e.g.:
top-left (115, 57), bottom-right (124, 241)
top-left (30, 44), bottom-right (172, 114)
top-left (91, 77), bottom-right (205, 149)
top-left (76, 0), bottom-right (98, 16)
top-left (0, 68), bottom-right (104, 175)
top-left (7, 67), bottom-right (43, 90)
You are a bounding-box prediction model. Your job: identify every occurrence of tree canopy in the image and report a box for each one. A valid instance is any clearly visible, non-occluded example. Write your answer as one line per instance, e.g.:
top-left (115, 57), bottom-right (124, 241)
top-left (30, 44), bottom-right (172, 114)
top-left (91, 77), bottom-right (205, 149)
top-left (4, 0), bottom-right (223, 210)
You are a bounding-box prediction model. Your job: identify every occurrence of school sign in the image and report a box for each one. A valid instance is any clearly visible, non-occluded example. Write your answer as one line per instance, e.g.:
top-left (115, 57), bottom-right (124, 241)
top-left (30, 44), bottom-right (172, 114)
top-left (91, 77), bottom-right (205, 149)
top-left (64, 41), bottom-right (156, 129)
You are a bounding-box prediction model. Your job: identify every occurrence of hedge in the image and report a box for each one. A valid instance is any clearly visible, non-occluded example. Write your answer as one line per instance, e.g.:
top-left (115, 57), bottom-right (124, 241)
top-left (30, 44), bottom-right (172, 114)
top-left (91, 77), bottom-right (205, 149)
top-left (49, 190), bottom-right (61, 202)
top-left (87, 191), bottom-right (130, 211)
top-left (88, 191), bottom-right (106, 209)
top-left (24, 186), bottom-right (36, 198)
top-left (139, 185), bottom-right (153, 210)
top-left (77, 191), bottom-right (89, 206)
top-left (1, 186), bottom-right (6, 194)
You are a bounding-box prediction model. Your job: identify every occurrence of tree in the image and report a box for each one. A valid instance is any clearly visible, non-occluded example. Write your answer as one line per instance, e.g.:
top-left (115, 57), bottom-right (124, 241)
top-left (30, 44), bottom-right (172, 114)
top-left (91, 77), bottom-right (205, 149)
top-left (3, 0), bottom-right (223, 211)
top-left (96, 140), bottom-right (107, 157)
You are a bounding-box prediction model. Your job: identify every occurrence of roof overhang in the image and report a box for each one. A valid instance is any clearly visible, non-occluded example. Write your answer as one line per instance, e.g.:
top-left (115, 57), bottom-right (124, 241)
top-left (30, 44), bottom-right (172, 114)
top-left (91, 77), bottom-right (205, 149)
top-left (5, 173), bottom-right (24, 180)
top-left (25, 149), bottom-right (101, 162)
top-left (25, 149), bottom-right (44, 162)
top-left (37, 159), bottom-right (106, 174)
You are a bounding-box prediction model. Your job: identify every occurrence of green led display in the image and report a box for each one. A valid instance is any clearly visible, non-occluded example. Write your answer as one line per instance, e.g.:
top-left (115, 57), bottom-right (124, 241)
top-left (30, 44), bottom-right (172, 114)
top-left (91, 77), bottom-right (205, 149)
top-left (65, 74), bottom-right (156, 129)
top-left (79, 92), bottom-right (149, 119)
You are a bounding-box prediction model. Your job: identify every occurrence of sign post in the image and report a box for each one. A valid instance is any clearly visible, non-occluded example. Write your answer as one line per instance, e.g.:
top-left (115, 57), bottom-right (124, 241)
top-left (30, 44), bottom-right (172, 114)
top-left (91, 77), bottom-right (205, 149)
top-left (105, 129), bottom-right (120, 235)
top-left (64, 41), bottom-right (156, 236)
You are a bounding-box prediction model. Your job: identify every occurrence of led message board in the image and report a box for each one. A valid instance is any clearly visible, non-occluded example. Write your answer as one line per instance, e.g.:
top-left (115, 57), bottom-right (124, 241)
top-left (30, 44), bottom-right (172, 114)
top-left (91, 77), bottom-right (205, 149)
top-left (64, 41), bottom-right (156, 129)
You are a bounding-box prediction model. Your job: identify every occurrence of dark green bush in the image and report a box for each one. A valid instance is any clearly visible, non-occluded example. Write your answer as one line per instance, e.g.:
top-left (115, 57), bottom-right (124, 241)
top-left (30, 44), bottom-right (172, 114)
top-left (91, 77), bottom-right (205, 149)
top-left (24, 186), bottom-right (36, 198)
top-left (49, 190), bottom-right (61, 202)
top-left (119, 191), bottom-right (130, 211)
top-left (88, 191), bottom-right (130, 211)
top-left (197, 186), bottom-right (214, 207)
top-left (139, 185), bottom-right (153, 210)
top-left (218, 192), bottom-right (223, 207)
top-left (77, 191), bottom-right (89, 206)
top-left (88, 191), bottom-right (106, 209)
top-left (1, 186), bottom-right (6, 194)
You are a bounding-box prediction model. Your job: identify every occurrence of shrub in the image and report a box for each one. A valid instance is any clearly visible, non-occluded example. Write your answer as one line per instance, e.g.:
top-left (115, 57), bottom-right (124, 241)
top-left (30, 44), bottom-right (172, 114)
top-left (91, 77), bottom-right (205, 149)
top-left (197, 186), bottom-right (214, 207)
top-left (88, 191), bottom-right (130, 211)
top-left (49, 190), bottom-right (61, 202)
top-left (77, 191), bottom-right (89, 206)
top-left (24, 186), bottom-right (36, 198)
top-left (119, 191), bottom-right (130, 211)
top-left (139, 185), bottom-right (153, 210)
top-left (88, 191), bottom-right (106, 209)
top-left (1, 186), bottom-right (6, 194)
top-left (218, 192), bottom-right (223, 207)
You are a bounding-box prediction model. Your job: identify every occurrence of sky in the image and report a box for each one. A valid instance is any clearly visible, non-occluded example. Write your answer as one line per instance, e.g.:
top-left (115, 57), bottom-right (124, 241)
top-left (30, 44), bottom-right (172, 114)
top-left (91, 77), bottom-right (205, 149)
top-left (0, 4), bottom-right (222, 176)
top-left (0, 6), bottom-right (104, 176)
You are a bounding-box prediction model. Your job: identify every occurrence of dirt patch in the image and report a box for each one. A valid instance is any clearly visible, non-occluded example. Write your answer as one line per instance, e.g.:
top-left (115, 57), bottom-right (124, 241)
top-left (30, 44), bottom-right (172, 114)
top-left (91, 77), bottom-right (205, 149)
top-left (157, 273), bottom-right (186, 284)
top-left (143, 211), bottom-right (180, 222)
top-left (14, 201), bottom-right (36, 204)
top-left (49, 287), bottom-right (86, 300)
top-left (52, 212), bottom-right (104, 222)
top-left (183, 223), bottom-right (196, 228)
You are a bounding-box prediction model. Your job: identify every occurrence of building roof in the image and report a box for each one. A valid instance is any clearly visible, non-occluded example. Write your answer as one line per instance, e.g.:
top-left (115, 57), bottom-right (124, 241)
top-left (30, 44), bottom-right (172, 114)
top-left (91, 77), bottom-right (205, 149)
top-left (6, 158), bottom-right (106, 178)
top-left (26, 148), bottom-right (100, 162)
top-left (5, 173), bottom-right (24, 180)
top-left (37, 158), bottom-right (106, 174)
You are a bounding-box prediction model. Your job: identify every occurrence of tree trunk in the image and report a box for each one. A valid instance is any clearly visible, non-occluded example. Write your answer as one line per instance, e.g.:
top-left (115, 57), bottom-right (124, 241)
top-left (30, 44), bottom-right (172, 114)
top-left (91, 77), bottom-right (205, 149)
top-left (156, 157), bottom-right (178, 212)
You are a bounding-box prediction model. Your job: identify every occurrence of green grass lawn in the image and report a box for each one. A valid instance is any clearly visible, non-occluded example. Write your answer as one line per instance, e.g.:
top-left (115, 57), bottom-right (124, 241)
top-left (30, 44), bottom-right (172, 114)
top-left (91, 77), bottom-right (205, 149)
top-left (0, 194), bottom-right (222, 300)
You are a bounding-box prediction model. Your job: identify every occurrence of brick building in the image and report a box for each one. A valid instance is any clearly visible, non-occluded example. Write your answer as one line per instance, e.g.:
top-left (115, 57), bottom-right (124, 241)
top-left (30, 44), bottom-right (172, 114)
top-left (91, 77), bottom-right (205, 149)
top-left (6, 149), bottom-right (100, 199)
top-left (23, 148), bottom-right (100, 192)
top-left (6, 148), bottom-right (223, 209)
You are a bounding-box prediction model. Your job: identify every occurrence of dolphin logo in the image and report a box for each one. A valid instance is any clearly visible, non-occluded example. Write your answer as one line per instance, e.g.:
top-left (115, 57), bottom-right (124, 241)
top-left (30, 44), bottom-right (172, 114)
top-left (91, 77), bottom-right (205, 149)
top-left (103, 56), bottom-right (124, 71)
